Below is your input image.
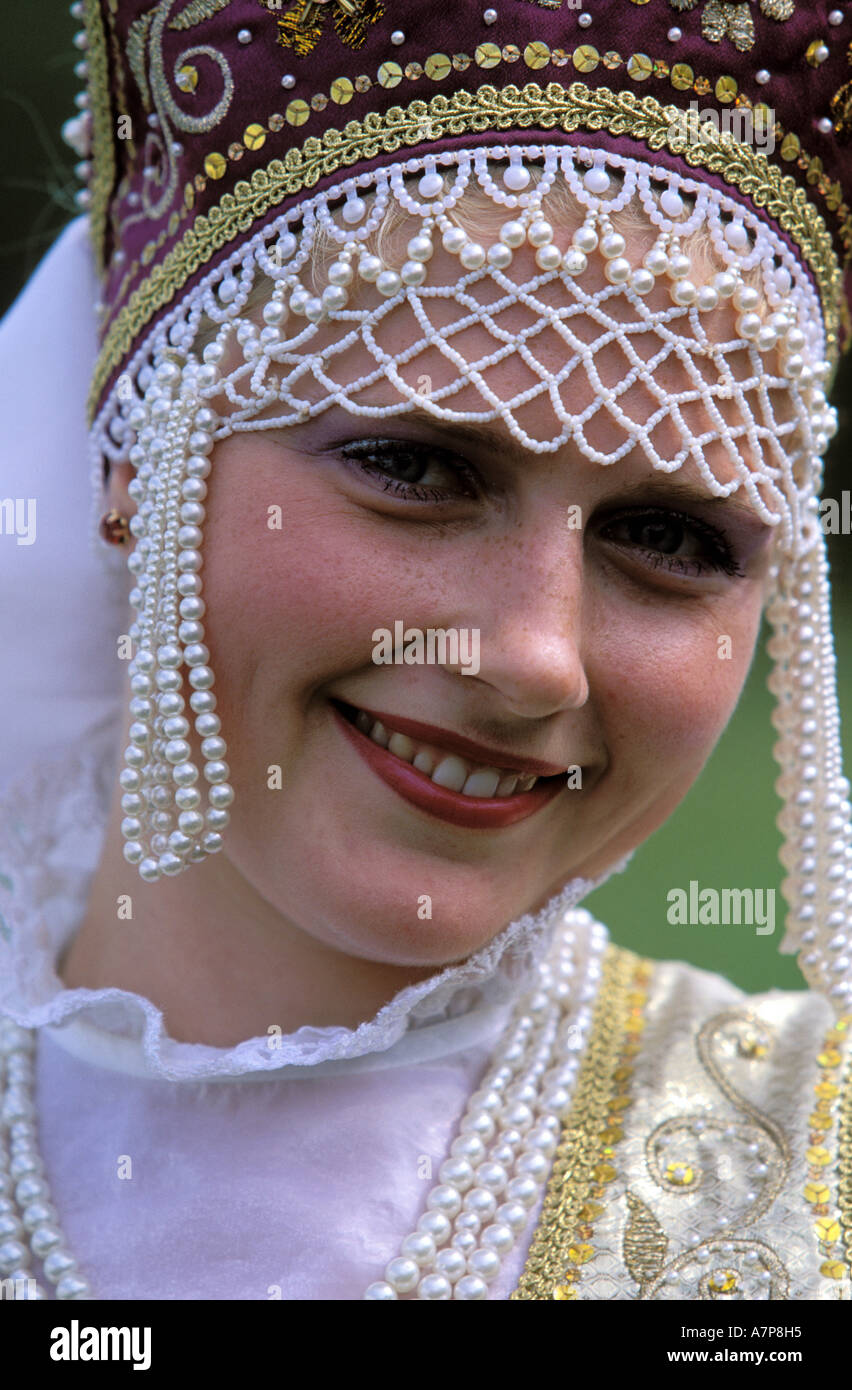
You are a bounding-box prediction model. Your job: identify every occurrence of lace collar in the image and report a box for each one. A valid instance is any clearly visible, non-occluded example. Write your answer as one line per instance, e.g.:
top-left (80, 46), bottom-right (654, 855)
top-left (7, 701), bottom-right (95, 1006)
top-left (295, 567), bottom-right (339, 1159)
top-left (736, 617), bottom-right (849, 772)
top-left (0, 714), bottom-right (627, 1080)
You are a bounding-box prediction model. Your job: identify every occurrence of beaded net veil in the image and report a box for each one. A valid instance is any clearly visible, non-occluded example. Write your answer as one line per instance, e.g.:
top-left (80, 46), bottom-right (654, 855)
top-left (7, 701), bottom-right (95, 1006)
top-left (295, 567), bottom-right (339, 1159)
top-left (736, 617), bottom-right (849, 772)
top-left (65, 0), bottom-right (852, 1009)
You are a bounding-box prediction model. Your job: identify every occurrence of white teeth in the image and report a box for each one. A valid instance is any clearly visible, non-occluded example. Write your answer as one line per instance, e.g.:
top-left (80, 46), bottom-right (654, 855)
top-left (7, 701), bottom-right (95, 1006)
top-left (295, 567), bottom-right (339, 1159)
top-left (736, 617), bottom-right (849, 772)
top-left (413, 748), bottom-right (437, 775)
top-left (462, 768), bottom-right (502, 798)
top-left (351, 706), bottom-right (546, 799)
top-left (431, 755), bottom-right (469, 792)
top-left (387, 732), bottom-right (416, 761)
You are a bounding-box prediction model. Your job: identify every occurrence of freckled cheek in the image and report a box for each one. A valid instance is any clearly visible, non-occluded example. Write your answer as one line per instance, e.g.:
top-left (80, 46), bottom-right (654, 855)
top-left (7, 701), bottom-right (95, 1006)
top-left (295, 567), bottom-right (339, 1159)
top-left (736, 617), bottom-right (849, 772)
top-left (593, 603), bottom-right (760, 772)
top-left (199, 478), bottom-right (423, 695)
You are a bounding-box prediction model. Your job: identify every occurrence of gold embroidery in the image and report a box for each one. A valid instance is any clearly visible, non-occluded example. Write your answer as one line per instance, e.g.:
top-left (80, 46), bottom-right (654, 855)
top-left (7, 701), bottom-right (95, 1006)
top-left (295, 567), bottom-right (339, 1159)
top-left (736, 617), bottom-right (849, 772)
top-left (670, 0), bottom-right (796, 51)
top-left (510, 946), bottom-right (652, 1300)
top-left (86, 79), bottom-right (846, 422)
top-left (816, 1016), bottom-right (852, 1285)
top-left (83, 0), bottom-right (115, 280)
top-left (629, 1012), bottom-right (793, 1299)
top-left (262, 0), bottom-right (385, 59)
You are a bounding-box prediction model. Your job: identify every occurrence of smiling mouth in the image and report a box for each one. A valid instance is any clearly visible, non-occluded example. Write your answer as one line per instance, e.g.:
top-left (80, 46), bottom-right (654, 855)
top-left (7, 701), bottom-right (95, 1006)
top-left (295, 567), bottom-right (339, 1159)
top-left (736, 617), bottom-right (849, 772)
top-left (333, 698), bottom-right (562, 798)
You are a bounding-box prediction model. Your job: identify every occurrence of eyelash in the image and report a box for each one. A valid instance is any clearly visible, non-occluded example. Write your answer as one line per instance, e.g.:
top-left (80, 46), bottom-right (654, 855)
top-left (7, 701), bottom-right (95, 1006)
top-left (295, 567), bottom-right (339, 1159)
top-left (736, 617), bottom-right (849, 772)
top-left (338, 438), bottom-right (744, 579)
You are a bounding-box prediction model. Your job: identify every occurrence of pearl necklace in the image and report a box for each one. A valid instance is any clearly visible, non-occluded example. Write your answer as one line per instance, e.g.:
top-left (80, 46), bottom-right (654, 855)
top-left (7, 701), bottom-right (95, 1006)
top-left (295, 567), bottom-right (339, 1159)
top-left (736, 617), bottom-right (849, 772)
top-left (0, 908), bottom-right (607, 1301)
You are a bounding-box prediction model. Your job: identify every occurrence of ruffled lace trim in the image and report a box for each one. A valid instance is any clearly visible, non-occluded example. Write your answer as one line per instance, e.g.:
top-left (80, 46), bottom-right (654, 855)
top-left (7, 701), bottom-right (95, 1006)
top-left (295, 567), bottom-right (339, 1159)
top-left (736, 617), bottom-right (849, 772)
top-left (0, 712), bottom-right (630, 1079)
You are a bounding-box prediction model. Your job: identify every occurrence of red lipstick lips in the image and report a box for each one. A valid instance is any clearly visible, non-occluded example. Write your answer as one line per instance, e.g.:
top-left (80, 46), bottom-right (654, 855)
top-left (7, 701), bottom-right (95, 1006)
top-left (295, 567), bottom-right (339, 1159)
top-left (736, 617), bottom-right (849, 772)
top-left (330, 701), bottom-right (568, 830)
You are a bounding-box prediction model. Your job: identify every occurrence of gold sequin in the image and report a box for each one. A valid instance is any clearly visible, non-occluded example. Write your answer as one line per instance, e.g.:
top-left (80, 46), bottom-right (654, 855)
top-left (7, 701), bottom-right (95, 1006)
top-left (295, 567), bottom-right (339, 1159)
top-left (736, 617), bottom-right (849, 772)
top-left (354, 74), bottom-right (372, 92)
top-left (227, 142), bottom-right (244, 160)
top-left (806, 38), bottom-right (829, 68)
top-left (780, 132), bottom-right (801, 160)
top-left (815, 1216), bottom-right (841, 1242)
top-left (176, 64), bottom-right (198, 93)
top-left (268, 113), bottom-right (285, 131)
top-left (404, 62), bottom-right (423, 80)
top-left (602, 51), bottom-right (622, 69)
top-left (820, 1259), bottom-right (847, 1278)
top-left (524, 41), bottom-right (550, 69)
top-left (573, 45), bottom-right (599, 73)
top-left (424, 53), bottom-right (451, 81)
top-left (693, 76), bottom-right (711, 95)
top-left (808, 1145), bottom-right (832, 1165)
top-left (502, 45), bottom-right (521, 62)
top-left (708, 1269), bottom-right (738, 1294)
top-left (452, 53), bottom-right (472, 72)
top-left (551, 48), bottom-right (569, 66)
top-left (567, 1243), bottom-right (594, 1264)
top-left (285, 98), bottom-right (310, 126)
top-left (627, 53), bottom-right (653, 81)
top-left (330, 76), bottom-right (355, 104)
top-left (805, 1182), bottom-right (831, 1204)
top-left (203, 152), bottom-right (226, 178)
top-left (474, 42), bottom-right (502, 68)
top-left (377, 60), bottom-right (403, 88)
top-left (665, 1161), bottom-right (695, 1186)
top-left (243, 123), bottom-right (266, 151)
top-left (715, 75), bottom-right (738, 104)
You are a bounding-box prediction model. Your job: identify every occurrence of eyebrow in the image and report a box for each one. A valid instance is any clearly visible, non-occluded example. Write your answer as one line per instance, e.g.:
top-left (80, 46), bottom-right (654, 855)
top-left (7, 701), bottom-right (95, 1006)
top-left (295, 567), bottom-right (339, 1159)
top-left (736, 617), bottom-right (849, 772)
top-left (334, 405), bottom-right (770, 526)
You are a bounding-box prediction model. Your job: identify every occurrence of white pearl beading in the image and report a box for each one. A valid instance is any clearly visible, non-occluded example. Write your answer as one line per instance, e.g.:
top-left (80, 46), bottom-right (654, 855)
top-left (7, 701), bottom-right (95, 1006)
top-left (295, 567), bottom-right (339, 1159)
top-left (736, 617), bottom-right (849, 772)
top-left (0, 908), bottom-right (606, 1300)
top-left (363, 911), bottom-right (608, 1299)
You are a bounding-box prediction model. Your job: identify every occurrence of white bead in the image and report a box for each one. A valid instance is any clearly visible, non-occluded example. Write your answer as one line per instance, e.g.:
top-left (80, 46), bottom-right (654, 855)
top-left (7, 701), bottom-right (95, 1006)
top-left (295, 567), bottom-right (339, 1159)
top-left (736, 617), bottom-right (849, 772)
top-left (400, 1231), bottom-right (436, 1266)
top-left (644, 247), bottom-right (669, 277)
top-left (697, 285), bottom-right (719, 313)
top-left (327, 261), bottom-right (353, 287)
top-left (535, 244), bottom-right (562, 271)
top-left (661, 188), bottom-right (685, 218)
top-left (459, 242), bottom-right (486, 270)
top-left (818, 117), bottom-right (834, 134)
top-left (668, 26), bottom-right (682, 42)
top-left (562, 249), bottom-right (588, 277)
top-left (733, 284), bottom-right (760, 312)
top-left (573, 224), bottom-right (598, 254)
top-left (427, 1183), bottom-right (462, 1217)
top-left (434, 1246), bottom-right (467, 1282)
top-left (756, 69), bottom-right (771, 85)
top-left (714, 271), bottom-right (738, 298)
top-left (671, 279), bottom-right (698, 306)
top-left (407, 233), bottom-right (434, 262)
top-left (376, 270), bottom-right (403, 296)
top-left (400, 260), bottom-right (427, 286)
top-left (439, 1157), bottom-right (474, 1190)
top-left (418, 171), bottom-right (444, 198)
top-left (725, 221), bottom-right (749, 250)
top-left (390, 29), bottom-right (404, 44)
top-left (756, 326), bottom-right (778, 353)
top-left (503, 164), bottom-right (530, 191)
top-left (584, 166), bottom-right (610, 194)
top-left (605, 257), bottom-right (631, 285)
top-left (499, 219), bottom-right (526, 248)
top-left (454, 1273), bottom-right (488, 1299)
top-left (600, 231), bottom-right (626, 259)
top-left (668, 252), bottom-right (691, 280)
top-left (487, 243), bottom-right (514, 269)
top-left (342, 197), bottom-right (366, 224)
top-left (483, 8), bottom-right (498, 23)
top-left (417, 1273), bottom-right (452, 1299)
top-left (417, 1209), bottom-right (452, 1243)
top-left (467, 1247), bottom-right (501, 1282)
top-left (364, 1281), bottom-right (397, 1299)
top-left (442, 226), bottom-right (467, 254)
top-left (631, 268), bottom-right (655, 296)
top-left (579, 11), bottom-right (592, 27)
top-left (358, 255), bottom-right (382, 282)
top-left (384, 1255), bottom-right (419, 1292)
top-left (481, 1222), bottom-right (515, 1255)
top-left (528, 219), bottom-right (553, 247)
top-left (829, 10), bottom-right (844, 24)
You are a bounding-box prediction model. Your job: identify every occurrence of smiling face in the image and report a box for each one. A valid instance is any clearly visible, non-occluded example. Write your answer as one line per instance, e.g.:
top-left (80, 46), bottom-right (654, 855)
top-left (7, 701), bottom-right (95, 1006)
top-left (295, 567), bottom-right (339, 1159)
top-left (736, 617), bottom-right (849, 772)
top-left (107, 214), bottom-right (779, 973)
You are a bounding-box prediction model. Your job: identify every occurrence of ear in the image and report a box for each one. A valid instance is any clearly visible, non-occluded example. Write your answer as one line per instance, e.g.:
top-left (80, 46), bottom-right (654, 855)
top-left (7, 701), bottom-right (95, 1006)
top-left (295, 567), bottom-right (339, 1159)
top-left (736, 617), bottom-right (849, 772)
top-left (102, 460), bottom-right (137, 518)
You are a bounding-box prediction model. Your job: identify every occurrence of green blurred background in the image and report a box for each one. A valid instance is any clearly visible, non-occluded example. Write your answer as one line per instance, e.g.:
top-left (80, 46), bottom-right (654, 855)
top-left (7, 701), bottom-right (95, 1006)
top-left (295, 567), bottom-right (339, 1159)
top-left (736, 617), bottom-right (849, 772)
top-left (2, 3), bottom-right (850, 993)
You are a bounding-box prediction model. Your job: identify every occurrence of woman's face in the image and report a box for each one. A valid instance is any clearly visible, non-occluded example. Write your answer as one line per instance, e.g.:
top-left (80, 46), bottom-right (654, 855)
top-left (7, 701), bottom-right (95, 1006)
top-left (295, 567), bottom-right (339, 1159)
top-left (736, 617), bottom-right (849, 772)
top-left (117, 234), bottom-right (777, 969)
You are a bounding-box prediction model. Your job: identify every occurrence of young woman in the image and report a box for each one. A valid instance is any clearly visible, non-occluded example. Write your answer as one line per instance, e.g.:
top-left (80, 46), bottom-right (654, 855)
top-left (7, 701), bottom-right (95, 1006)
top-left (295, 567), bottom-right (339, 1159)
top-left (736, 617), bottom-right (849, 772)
top-left (1, 0), bottom-right (850, 1301)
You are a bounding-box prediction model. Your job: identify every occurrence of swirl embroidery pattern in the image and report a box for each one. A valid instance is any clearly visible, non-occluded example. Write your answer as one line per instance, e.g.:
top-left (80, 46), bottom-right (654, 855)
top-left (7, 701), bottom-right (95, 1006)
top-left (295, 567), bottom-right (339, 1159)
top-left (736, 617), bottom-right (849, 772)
top-left (622, 1010), bottom-right (793, 1300)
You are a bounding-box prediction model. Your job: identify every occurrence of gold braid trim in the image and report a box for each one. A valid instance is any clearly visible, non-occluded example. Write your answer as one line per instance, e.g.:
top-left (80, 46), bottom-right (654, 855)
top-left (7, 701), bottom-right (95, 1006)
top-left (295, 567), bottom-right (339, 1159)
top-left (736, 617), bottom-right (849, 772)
top-left (86, 80), bottom-right (844, 424)
top-left (83, 0), bottom-right (115, 282)
top-left (838, 1030), bottom-right (852, 1281)
top-left (510, 943), bottom-right (651, 1300)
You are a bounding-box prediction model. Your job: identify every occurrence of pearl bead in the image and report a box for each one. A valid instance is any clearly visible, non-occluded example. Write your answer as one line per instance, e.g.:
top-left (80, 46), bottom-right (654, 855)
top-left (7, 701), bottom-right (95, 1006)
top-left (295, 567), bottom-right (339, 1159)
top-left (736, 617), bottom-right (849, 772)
top-left (725, 222), bottom-right (749, 250)
top-left (714, 271), bottom-right (738, 298)
top-left (376, 270), bottom-right (403, 296)
top-left (483, 8), bottom-right (498, 23)
top-left (407, 233), bottom-right (434, 262)
top-left (631, 268), bottom-right (655, 296)
top-left (400, 1231), bottom-right (436, 1266)
top-left (563, 249), bottom-right (588, 277)
top-left (503, 164), bottom-right (530, 191)
top-left (459, 242), bottom-right (486, 270)
top-left (390, 29), bottom-right (404, 44)
top-left (756, 69), bottom-right (771, 85)
top-left (364, 1281), bottom-right (397, 1299)
top-left (605, 257), bottom-right (631, 286)
top-left (600, 231), bottom-right (626, 260)
top-left (487, 243), bottom-right (514, 269)
top-left (467, 1247), bottom-right (501, 1282)
top-left (500, 219), bottom-right (527, 248)
top-left (668, 252), bottom-right (691, 280)
top-left (528, 219), bottom-right (554, 247)
top-left (454, 1273), bottom-right (488, 1299)
top-left (442, 227), bottom-right (467, 254)
top-left (535, 244), bottom-right (562, 272)
top-left (644, 247), bottom-right (669, 277)
top-left (342, 196), bottom-right (366, 224)
top-left (435, 1246), bottom-right (467, 1281)
top-left (417, 1272), bottom-right (451, 1299)
top-left (579, 11), bottom-right (592, 27)
top-left (829, 9), bottom-right (844, 24)
top-left (237, 28), bottom-right (252, 43)
top-left (418, 171), bottom-right (444, 198)
top-left (661, 189), bottom-right (684, 218)
top-left (584, 166), bottom-right (610, 194)
top-left (668, 26), bottom-right (682, 41)
top-left (385, 1256), bottom-right (419, 1292)
top-left (697, 285), bottom-right (719, 313)
top-left (818, 117), bottom-right (834, 134)
top-left (671, 279), bottom-right (698, 306)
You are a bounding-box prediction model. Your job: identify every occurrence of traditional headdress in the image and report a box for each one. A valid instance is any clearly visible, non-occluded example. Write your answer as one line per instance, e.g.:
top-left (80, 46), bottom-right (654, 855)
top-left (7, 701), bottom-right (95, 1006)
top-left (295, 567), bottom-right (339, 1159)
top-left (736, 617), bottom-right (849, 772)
top-left (63, 0), bottom-right (852, 1009)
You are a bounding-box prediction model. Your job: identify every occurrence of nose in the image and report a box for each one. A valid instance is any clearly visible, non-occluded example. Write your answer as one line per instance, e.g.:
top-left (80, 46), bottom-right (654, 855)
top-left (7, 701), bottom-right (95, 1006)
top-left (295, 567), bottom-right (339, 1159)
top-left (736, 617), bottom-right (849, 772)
top-left (455, 529), bottom-right (590, 718)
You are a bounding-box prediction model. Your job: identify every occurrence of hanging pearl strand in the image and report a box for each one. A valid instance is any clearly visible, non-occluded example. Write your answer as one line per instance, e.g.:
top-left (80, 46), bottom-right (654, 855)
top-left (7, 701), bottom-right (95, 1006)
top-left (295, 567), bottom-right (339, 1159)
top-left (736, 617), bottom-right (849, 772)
top-left (120, 360), bottom-right (233, 883)
top-left (364, 912), bottom-right (608, 1299)
top-left (769, 533), bottom-right (852, 1011)
top-left (0, 1019), bottom-right (87, 1299)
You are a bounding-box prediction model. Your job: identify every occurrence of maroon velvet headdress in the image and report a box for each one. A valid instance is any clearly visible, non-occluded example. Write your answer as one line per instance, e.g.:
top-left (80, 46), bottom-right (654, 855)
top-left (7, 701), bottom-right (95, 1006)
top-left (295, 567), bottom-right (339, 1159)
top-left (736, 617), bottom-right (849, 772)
top-left (65, 0), bottom-right (852, 427)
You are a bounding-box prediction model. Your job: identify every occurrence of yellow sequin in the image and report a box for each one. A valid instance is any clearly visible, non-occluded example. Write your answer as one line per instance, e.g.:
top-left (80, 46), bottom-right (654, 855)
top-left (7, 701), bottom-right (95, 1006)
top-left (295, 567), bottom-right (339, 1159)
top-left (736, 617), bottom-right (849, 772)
top-left (203, 152), bottom-right (226, 179)
top-left (424, 53), bottom-right (451, 81)
top-left (815, 1217), bottom-right (841, 1242)
top-left (285, 98), bottom-right (310, 126)
top-left (377, 61), bottom-right (403, 88)
top-left (243, 124), bottom-right (266, 151)
top-left (573, 45), bottom-right (599, 74)
top-left (805, 1183), bottom-right (831, 1204)
top-left (474, 42), bottom-right (501, 68)
top-left (627, 53), bottom-right (653, 81)
top-left (330, 76), bottom-right (355, 104)
top-left (715, 75), bottom-right (738, 104)
top-left (524, 41), bottom-right (550, 69)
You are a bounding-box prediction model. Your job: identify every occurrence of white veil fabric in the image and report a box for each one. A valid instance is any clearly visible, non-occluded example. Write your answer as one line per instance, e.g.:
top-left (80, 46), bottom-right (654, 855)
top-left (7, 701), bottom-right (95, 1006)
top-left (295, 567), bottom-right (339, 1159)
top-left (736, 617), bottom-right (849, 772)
top-left (0, 217), bottom-right (129, 794)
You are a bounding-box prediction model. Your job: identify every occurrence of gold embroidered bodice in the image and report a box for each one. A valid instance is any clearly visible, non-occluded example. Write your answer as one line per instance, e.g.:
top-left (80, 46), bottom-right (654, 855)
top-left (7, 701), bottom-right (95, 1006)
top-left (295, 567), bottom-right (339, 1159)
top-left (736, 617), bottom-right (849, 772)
top-left (511, 945), bottom-right (852, 1300)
